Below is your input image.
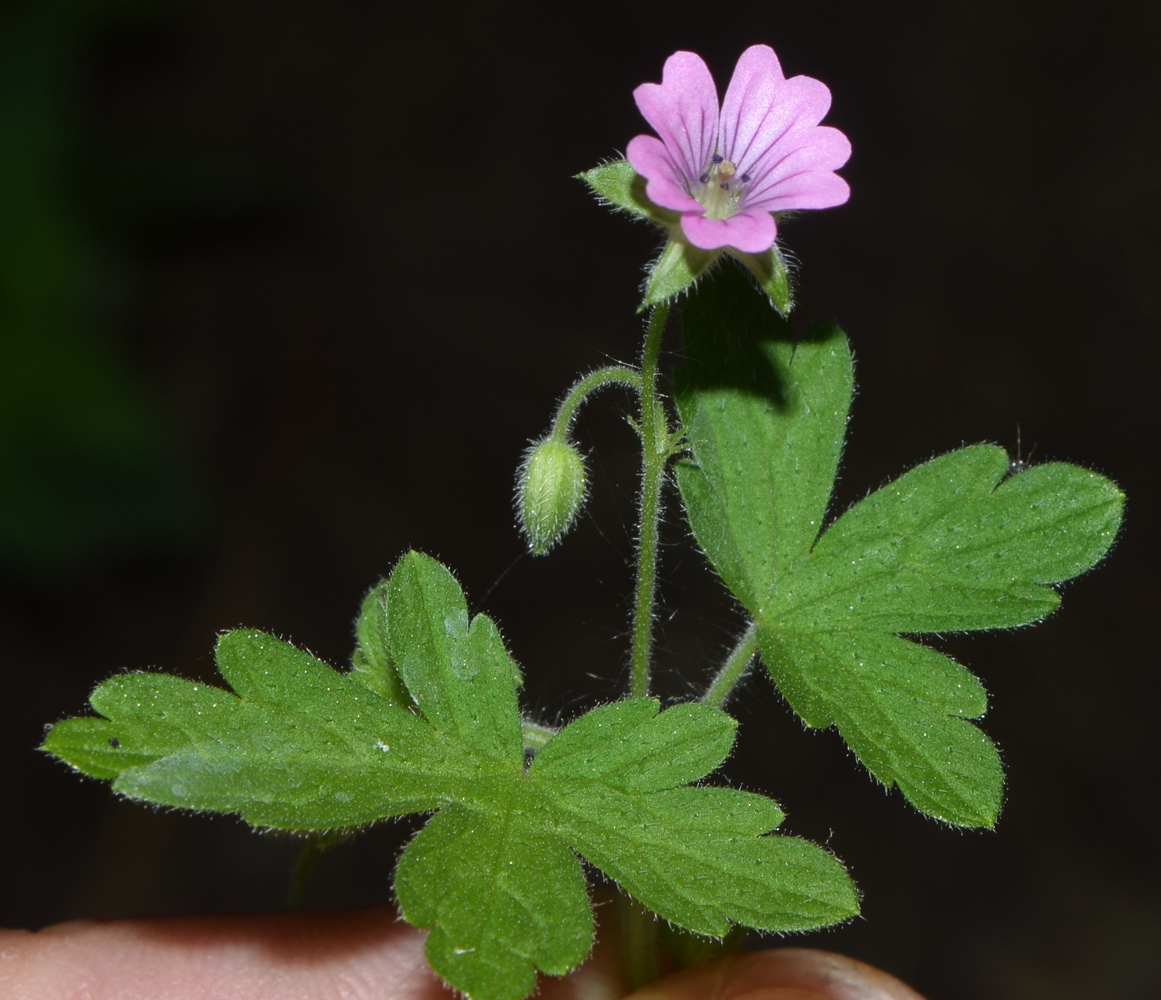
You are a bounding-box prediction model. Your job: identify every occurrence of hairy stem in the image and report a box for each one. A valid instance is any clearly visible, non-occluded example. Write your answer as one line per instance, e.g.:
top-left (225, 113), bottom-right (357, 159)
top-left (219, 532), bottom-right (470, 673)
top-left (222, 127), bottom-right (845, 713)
top-left (520, 719), bottom-right (557, 751)
top-left (549, 365), bottom-right (641, 443)
top-left (629, 303), bottom-right (670, 699)
top-left (620, 895), bottom-right (659, 993)
top-left (700, 622), bottom-right (759, 708)
top-left (288, 831), bottom-right (350, 907)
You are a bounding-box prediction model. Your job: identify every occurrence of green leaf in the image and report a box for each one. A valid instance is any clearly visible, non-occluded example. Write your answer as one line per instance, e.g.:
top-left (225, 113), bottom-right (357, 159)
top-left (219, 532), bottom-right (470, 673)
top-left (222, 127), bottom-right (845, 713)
top-left (759, 629), bottom-right (1001, 826)
top-left (542, 783), bottom-right (855, 936)
top-left (386, 551), bottom-right (523, 766)
top-left (675, 266), bottom-right (1124, 827)
top-left (577, 158), bottom-right (678, 227)
top-left (674, 259), bottom-right (853, 615)
top-left (43, 633), bottom-right (476, 829)
top-left (350, 580), bottom-right (408, 705)
top-left (767, 446), bottom-right (1123, 633)
top-left (396, 799), bottom-right (593, 1000)
top-left (530, 698), bottom-right (735, 793)
top-left (44, 551), bottom-right (858, 1000)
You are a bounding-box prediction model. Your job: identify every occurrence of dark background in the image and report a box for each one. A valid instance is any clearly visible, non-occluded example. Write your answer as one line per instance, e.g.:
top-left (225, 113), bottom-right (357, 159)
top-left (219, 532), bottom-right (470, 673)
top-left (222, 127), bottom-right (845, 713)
top-left (2, 1), bottom-right (1158, 998)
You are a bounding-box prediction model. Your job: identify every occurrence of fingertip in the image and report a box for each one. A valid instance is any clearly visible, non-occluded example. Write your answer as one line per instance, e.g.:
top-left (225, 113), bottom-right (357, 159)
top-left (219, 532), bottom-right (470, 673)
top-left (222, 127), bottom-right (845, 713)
top-left (628, 948), bottom-right (926, 1000)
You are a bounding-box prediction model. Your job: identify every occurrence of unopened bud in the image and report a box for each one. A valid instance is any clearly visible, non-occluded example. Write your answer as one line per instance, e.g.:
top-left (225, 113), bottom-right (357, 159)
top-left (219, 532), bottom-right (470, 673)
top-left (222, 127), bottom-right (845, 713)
top-left (517, 438), bottom-right (587, 555)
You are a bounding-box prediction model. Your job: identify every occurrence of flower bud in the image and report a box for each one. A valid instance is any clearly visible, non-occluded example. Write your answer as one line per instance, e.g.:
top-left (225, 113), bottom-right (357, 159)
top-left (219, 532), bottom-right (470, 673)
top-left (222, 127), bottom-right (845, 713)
top-left (517, 438), bottom-right (587, 555)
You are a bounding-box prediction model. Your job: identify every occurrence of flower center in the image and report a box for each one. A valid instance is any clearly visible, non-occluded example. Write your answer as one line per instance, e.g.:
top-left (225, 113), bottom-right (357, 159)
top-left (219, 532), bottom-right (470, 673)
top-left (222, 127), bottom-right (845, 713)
top-left (694, 154), bottom-right (752, 220)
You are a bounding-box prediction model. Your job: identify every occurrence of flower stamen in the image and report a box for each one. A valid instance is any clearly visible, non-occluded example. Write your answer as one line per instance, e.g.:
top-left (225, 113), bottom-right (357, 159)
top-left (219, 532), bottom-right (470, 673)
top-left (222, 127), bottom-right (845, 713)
top-left (695, 156), bottom-right (748, 219)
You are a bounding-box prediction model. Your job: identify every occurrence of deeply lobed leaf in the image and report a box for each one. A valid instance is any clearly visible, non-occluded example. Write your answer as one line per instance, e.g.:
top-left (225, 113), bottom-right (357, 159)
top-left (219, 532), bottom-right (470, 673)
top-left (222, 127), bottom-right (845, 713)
top-left (44, 632), bottom-right (479, 829)
top-left (771, 446), bottom-right (1123, 632)
top-left (759, 629), bottom-right (1001, 826)
top-left (675, 264), bottom-right (1124, 827)
top-left (544, 783), bottom-right (854, 936)
top-left (43, 550), bottom-right (858, 1000)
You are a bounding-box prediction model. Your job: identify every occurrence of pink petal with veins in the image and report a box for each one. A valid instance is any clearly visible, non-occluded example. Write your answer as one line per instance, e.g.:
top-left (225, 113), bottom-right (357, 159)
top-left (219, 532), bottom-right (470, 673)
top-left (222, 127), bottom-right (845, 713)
top-left (748, 172), bottom-right (851, 212)
top-left (632, 51), bottom-right (719, 184)
top-left (725, 76), bottom-right (840, 182)
top-left (681, 210), bottom-right (777, 253)
top-left (626, 135), bottom-right (703, 213)
top-left (628, 45), bottom-right (851, 252)
top-left (743, 127), bottom-right (852, 211)
top-left (743, 122), bottom-right (852, 198)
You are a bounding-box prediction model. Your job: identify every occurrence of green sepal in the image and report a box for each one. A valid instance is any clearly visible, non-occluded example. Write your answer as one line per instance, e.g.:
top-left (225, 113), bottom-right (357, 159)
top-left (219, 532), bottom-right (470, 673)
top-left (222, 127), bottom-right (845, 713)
top-left (730, 244), bottom-right (793, 316)
top-left (577, 158), bottom-right (678, 227)
top-left (674, 264), bottom-right (1124, 827)
top-left (350, 580), bottom-right (408, 705)
top-left (641, 235), bottom-right (719, 311)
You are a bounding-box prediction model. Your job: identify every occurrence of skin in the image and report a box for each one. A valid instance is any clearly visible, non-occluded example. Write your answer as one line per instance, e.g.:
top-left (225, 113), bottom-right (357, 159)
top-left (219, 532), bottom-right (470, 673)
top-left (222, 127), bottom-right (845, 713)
top-left (0, 908), bottom-right (926, 1000)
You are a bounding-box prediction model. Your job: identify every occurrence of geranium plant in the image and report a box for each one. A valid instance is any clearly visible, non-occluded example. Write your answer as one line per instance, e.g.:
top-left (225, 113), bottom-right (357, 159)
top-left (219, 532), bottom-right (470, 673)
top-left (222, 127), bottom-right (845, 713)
top-left (42, 45), bottom-right (1123, 1000)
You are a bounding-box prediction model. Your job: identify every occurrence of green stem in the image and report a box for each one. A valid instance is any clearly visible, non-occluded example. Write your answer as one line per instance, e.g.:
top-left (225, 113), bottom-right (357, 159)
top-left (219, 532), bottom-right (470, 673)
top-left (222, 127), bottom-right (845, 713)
top-left (629, 303), bottom-right (670, 699)
top-left (288, 830), bottom-right (350, 907)
top-left (620, 895), bottom-right (659, 993)
top-left (700, 622), bottom-right (759, 708)
top-left (520, 719), bottom-right (557, 751)
top-left (550, 366), bottom-right (641, 442)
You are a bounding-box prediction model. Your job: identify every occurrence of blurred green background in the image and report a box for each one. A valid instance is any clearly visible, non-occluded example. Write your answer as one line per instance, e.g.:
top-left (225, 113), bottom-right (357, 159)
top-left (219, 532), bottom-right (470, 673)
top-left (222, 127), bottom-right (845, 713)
top-left (2, 2), bottom-right (1158, 998)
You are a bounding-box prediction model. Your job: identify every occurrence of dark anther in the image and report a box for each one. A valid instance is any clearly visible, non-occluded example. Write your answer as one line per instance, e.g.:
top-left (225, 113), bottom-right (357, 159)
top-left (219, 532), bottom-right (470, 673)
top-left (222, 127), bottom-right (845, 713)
top-left (741, 173), bottom-right (751, 183)
top-left (711, 154), bottom-right (723, 163)
top-left (108, 737), bottom-right (120, 748)
top-left (720, 182), bottom-right (730, 190)
top-left (699, 173), bottom-right (709, 183)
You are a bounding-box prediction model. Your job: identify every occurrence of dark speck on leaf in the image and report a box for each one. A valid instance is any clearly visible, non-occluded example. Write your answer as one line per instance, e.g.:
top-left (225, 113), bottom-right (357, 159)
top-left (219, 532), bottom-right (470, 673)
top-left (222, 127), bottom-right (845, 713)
top-left (108, 737), bottom-right (120, 748)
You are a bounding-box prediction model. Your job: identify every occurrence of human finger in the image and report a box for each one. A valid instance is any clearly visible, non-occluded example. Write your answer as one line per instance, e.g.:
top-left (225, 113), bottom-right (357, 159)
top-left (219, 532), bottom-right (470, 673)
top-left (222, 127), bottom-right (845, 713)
top-left (627, 948), bottom-right (926, 1000)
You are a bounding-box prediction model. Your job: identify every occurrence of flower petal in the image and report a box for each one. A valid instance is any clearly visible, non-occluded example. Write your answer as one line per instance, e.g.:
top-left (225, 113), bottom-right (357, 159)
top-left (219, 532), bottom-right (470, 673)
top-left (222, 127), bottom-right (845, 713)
top-left (633, 51), bottom-right (719, 185)
top-left (681, 210), bottom-right (776, 253)
top-left (720, 45), bottom-right (786, 165)
top-left (747, 171), bottom-right (851, 213)
top-left (724, 71), bottom-right (840, 179)
top-left (742, 126), bottom-right (853, 211)
top-left (626, 135), bottom-right (703, 213)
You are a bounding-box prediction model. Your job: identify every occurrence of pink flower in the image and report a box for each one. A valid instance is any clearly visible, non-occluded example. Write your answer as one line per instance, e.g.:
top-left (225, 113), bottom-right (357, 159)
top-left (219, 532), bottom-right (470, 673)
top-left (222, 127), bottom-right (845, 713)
top-left (627, 45), bottom-right (851, 255)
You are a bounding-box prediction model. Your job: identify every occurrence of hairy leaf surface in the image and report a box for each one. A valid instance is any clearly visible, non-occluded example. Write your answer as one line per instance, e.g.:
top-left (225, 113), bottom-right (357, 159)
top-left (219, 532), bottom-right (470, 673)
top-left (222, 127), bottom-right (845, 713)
top-left (44, 550), bottom-right (857, 1000)
top-left (675, 264), bottom-right (1124, 827)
